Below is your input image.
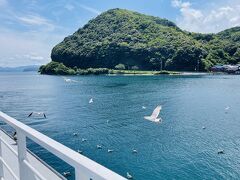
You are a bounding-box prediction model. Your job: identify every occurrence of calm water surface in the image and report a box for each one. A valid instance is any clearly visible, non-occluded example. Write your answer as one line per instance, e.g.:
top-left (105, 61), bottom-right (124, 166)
top-left (0, 72), bottom-right (240, 180)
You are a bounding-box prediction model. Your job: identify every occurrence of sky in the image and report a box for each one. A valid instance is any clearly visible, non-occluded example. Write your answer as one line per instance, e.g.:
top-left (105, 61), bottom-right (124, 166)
top-left (0, 0), bottom-right (239, 67)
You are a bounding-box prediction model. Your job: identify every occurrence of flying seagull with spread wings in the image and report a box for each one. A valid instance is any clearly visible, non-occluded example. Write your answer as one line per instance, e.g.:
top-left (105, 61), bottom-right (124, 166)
top-left (144, 105), bottom-right (162, 123)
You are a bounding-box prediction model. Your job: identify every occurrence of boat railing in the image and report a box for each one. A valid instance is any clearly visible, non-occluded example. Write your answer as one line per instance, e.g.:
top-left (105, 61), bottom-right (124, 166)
top-left (0, 111), bottom-right (125, 180)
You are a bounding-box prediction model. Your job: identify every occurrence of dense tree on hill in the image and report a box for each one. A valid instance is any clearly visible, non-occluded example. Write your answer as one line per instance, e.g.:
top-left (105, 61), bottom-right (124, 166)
top-left (40, 8), bottom-right (240, 74)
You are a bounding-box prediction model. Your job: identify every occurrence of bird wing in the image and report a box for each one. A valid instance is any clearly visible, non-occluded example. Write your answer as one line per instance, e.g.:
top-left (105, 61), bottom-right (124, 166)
top-left (28, 112), bottom-right (33, 117)
top-left (43, 113), bottom-right (46, 118)
top-left (150, 106), bottom-right (161, 119)
top-left (144, 116), bottom-right (155, 122)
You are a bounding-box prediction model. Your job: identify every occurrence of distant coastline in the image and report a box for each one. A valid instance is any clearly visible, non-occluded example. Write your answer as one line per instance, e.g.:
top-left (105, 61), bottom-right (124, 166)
top-left (38, 61), bottom-right (181, 75)
top-left (38, 61), bottom-right (217, 76)
top-left (0, 65), bottom-right (40, 72)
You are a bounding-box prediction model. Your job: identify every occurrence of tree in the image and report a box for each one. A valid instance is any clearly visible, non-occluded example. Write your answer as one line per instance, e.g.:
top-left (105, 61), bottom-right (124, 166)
top-left (115, 63), bottom-right (126, 70)
top-left (131, 65), bottom-right (139, 70)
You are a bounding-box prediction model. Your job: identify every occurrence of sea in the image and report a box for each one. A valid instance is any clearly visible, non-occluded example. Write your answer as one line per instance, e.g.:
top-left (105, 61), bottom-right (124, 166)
top-left (0, 72), bottom-right (240, 180)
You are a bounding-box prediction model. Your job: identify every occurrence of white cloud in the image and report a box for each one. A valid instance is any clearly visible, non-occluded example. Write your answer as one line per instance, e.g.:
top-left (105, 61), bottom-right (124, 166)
top-left (23, 54), bottom-right (44, 61)
top-left (65, 4), bottom-right (74, 11)
top-left (171, 0), bottom-right (240, 33)
top-left (0, 1), bottom-right (101, 67)
top-left (0, 28), bottom-right (65, 67)
top-left (17, 15), bottom-right (55, 31)
top-left (171, 0), bottom-right (191, 8)
top-left (78, 4), bottom-right (101, 15)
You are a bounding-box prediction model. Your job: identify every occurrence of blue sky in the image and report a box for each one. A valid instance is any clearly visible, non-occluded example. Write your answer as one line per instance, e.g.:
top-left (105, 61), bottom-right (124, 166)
top-left (0, 0), bottom-right (239, 67)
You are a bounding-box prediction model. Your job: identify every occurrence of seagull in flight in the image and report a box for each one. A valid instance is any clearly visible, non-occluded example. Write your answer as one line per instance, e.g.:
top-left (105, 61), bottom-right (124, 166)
top-left (144, 105), bottom-right (162, 123)
top-left (28, 112), bottom-right (46, 118)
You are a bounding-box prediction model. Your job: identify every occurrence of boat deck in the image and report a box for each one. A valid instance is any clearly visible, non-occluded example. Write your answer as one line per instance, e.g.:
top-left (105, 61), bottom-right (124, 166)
top-left (0, 129), bottom-right (64, 180)
top-left (0, 111), bottom-right (125, 180)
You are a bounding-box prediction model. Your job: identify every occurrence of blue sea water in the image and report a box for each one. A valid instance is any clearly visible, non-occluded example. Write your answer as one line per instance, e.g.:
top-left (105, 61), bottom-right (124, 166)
top-left (0, 72), bottom-right (240, 180)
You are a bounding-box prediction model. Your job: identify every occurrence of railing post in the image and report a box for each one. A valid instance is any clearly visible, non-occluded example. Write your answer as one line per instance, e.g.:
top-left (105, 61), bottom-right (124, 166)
top-left (0, 137), bottom-right (4, 179)
top-left (17, 130), bottom-right (28, 180)
top-left (75, 166), bottom-right (89, 180)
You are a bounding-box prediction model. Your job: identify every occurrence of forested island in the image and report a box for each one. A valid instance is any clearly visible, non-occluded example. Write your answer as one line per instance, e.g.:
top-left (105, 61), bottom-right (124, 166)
top-left (39, 8), bottom-right (240, 75)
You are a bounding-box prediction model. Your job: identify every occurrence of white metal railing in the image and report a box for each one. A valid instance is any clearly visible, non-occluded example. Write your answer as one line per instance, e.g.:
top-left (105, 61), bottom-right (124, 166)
top-left (0, 111), bottom-right (126, 180)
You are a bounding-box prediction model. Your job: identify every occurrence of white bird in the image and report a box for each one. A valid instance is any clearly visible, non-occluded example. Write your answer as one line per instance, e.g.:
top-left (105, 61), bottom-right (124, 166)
top-left (142, 106), bottom-right (146, 109)
top-left (77, 150), bottom-right (83, 154)
top-left (28, 112), bottom-right (46, 118)
top-left (144, 105), bottom-right (162, 123)
top-left (132, 149), bottom-right (138, 154)
top-left (108, 149), bottom-right (114, 153)
top-left (225, 106), bottom-right (230, 110)
top-left (217, 149), bottom-right (224, 154)
top-left (89, 98), bottom-right (93, 104)
top-left (126, 172), bottom-right (133, 179)
top-left (73, 133), bottom-right (78, 137)
top-left (63, 77), bottom-right (77, 83)
top-left (63, 171), bottom-right (71, 177)
top-left (97, 145), bottom-right (102, 149)
top-left (82, 138), bottom-right (87, 142)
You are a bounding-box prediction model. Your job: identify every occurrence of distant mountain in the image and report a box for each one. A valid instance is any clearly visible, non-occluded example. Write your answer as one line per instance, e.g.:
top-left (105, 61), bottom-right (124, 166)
top-left (40, 8), bottom-right (240, 74)
top-left (0, 65), bottom-right (40, 72)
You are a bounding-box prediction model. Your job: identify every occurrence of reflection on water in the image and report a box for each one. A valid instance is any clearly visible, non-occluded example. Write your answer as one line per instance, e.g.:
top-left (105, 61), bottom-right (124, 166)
top-left (0, 72), bottom-right (240, 179)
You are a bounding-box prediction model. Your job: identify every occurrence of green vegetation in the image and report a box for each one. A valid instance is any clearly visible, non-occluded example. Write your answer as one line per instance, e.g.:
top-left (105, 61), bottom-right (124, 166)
top-left (40, 8), bottom-right (240, 75)
top-left (115, 63), bottom-right (126, 70)
top-left (39, 62), bottom-right (76, 75)
top-left (109, 69), bottom-right (179, 75)
top-left (39, 61), bottom-right (179, 75)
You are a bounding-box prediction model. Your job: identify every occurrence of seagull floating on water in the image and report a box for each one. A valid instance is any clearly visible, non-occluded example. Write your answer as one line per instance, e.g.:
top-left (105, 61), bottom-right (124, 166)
top-left (132, 149), bottom-right (138, 154)
top-left (142, 106), bottom-right (146, 109)
top-left (63, 171), bottom-right (71, 177)
top-left (97, 145), bottom-right (102, 149)
top-left (28, 112), bottom-right (46, 118)
top-left (82, 138), bottom-right (87, 142)
top-left (202, 126), bottom-right (206, 130)
top-left (77, 150), bottom-right (83, 154)
top-left (217, 149), bottom-right (224, 154)
top-left (144, 105), bottom-right (162, 123)
top-left (225, 106), bottom-right (230, 110)
top-left (89, 98), bottom-right (93, 104)
top-left (63, 77), bottom-right (78, 83)
top-left (126, 172), bottom-right (133, 179)
top-left (225, 106), bottom-right (230, 113)
top-left (73, 133), bottom-right (78, 137)
top-left (108, 149), bottom-right (114, 153)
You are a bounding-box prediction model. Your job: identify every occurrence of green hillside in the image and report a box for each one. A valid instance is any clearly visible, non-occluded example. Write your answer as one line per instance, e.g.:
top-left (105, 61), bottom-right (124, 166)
top-left (40, 8), bottom-right (240, 74)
